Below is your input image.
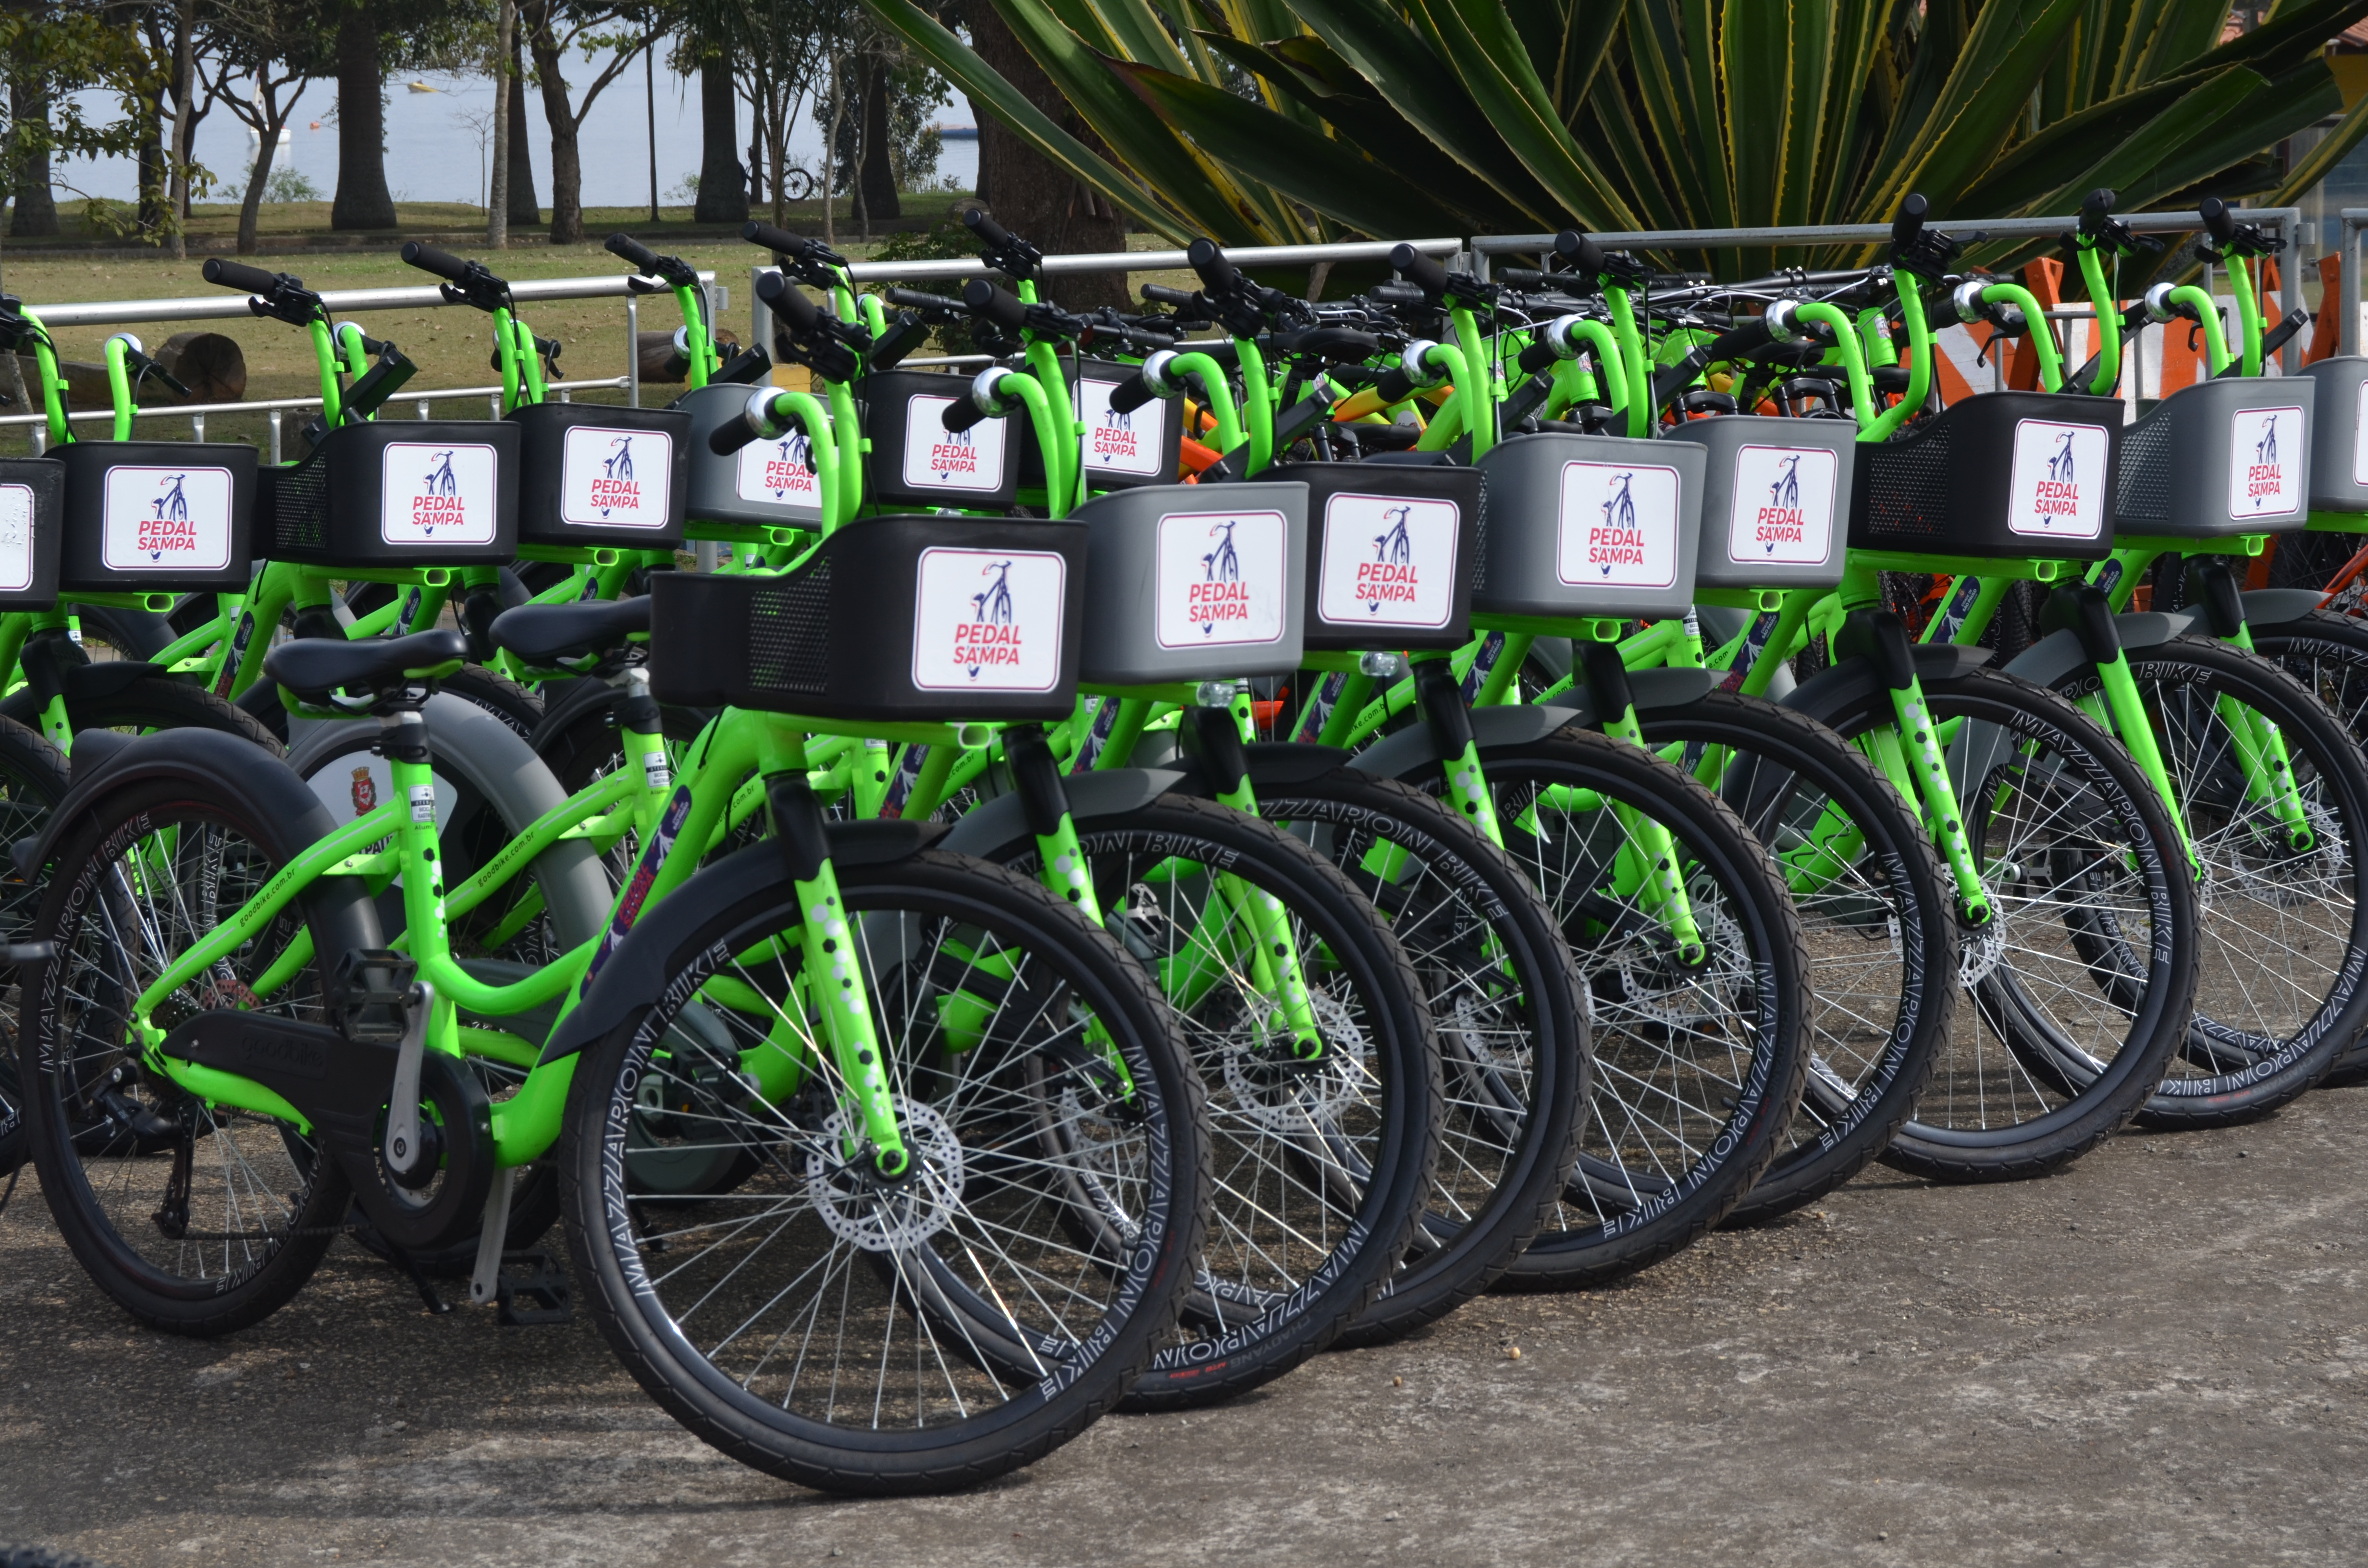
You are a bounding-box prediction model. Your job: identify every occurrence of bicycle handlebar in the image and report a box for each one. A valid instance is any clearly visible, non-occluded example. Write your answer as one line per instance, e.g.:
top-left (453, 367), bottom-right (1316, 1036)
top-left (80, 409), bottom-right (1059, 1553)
top-left (1108, 369), bottom-right (1158, 415)
top-left (1891, 194), bottom-right (1928, 248)
top-left (2201, 197), bottom-right (2237, 247)
top-left (1391, 244), bottom-right (1451, 297)
top-left (399, 242), bottom-right (471, 283)
top-left (605, 232), bottom-right (661, 273)
top-left (756, 270), bottom-right (820, 331)
top-left (709, 403), bottom-right (770, 455)
top-left (1187, 238), bottom-right (1239, 296)
top-left (201, 257), bottom-right (281, 295)
top-left (884, 287), bottom-right (965, 317)
top-left (942, 395), bottom-right (994, 433)
top-left (1552, 231), bottom-right (1605, 279)
top-left (962, 279), bottom-right (1031, 333)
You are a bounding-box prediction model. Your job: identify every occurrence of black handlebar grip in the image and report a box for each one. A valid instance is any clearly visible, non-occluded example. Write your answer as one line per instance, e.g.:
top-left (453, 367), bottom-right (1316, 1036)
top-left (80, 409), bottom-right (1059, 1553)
top-left (604, 232), bottom-right (661, 273)
top-left (1391, 244), bottom-right (1451, 295)
top-left (1108, 371), bottom-right (1158, 415)
top-left (201, 257), bottom-right (280, 294)
top-left (1706, 317), bottom-right (1775, 362)
top-left (1891, 194), bottom-right (1928, 247)
top-left (942, 395), bottom-right (993, 433)
top-left (1373, 366), bottom-right (1417, 405)
top-left (400, 242), bottom-right (471, 282)
top-left (962, 207), bottom-right (1017, 251)
top-left (2201, 197), bottom-right (2237, 245)
top-left (2080, 187), bottom-right (2116, 230)
top-left (1186, 238), bottom-right (1239, 295)
top-left (755, 270), bottom-right (820, 331)
top-left (1142, 282), bottom-right (1199, 307)
top-left (1552, 230), bottom-right (1604, 277)
top-left (741, 221), bottom-right (810, 257)
top-left (1517, 341), bottom-right (1561, 377)
top-left (709, 409), bottom-right (770, 456)
top-left (962, 279), bottom-right (1030, 331)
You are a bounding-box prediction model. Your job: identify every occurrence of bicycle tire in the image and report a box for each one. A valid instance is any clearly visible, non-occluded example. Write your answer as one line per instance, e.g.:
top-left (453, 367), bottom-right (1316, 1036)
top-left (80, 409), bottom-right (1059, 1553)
top-left (2045, 634), bottom-right (2368, 1124)
top-left (559, 844), bottom-right (1209, 1495)
top-left (1810, 666), bottom-right (2199, 1179)
top-left (1246, 766), bottom-right (1588, 1346)
top-left (1, 675), bottom-right (281, 754)
top-left (983, 793), bottom-right (1443, 1407)
top-left (1371, 724), bottom-right (1810, 1286)
top-left (1633, 691), bottom-right (1953, 1225)
top-left (2247, 608), bottom-right (2368, 1081)
top-left (0, 718), bottom-right (73, 1177)
top-left (21, 768), bottom-right (381, 1335)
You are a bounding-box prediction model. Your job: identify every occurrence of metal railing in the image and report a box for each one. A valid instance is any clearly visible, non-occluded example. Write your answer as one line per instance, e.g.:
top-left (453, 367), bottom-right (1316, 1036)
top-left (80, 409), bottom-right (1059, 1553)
top-left (1, 269), bottom-right (727, 447)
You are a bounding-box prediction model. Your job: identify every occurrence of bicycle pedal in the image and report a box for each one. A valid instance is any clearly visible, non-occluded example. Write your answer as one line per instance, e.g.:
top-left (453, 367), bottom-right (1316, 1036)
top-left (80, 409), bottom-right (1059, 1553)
top-left (330, 948), bottom-right (419, 1044)
top-left (494, 1249), bottom-right (572, 1327)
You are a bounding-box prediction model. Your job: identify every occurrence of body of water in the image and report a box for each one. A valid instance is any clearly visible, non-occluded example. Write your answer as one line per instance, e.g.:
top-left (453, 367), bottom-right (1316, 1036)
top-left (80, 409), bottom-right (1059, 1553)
top-left (51, 56), bottom-right (977, 214)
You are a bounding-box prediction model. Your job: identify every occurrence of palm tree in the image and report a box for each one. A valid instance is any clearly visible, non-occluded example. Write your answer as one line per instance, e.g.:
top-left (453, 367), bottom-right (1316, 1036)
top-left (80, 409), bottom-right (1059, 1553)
top-left (866, 0), bottom-right (2368, 267)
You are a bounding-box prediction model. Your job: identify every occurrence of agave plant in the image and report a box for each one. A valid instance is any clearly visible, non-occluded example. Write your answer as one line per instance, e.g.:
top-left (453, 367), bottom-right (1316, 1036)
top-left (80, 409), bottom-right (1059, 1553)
top-left (867, 0), bottom-right (2368, 266)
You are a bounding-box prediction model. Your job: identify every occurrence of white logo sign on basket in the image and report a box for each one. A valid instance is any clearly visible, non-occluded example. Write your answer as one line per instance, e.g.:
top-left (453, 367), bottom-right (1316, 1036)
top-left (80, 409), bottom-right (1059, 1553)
top-left (1316, 492), bottom-right (1460, 629)
top-left (736, 423), bottom-right (824, 507)
top-left (1727, 444), bottom-right (1838, 567)
top-left (382, 441), bottom-right (500, 546)
top-left (0, 483), bottom-right (36, 592)
top-left (901, 395), bottom-right (1009, 492)
top-left (102, 465), bottom-right (234, 573)
top-left (1076, 377), bottom-right (1167, 479)
top-left (1556, 460), bottom-right (1681, 588)
top-left (910, 547), bottom-right (1068, 693)
top-left (2230, 404), bottom-right (2305, 520)
top-left (1156, 508), bottom-right (1289, 649)
top-left (560, 426), bottom-right (672, 529)
top-left (2006, 419), bottom-right (2108, 541)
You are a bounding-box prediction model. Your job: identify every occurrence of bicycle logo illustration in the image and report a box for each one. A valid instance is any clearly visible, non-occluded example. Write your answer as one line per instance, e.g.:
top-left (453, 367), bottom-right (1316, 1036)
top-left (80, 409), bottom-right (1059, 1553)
top-left (1102, 404), bottom-right (1134, 433)
top-left (2046, 431), bottom-right (2077, 485)
top-left (424, 451), bottom-right (459, 497)
top-left (768, 431), bottom-right (814, 500)
top-left (145, 473), bottom-right (190, 558)
top-left (1598, 473), bottom-right (1637, 576)
top-left (2257, 417), bottom-right (2281, 468)
top-left (1368, 505), bottom-right (1414, 611)
top-left (973, 559), bottom-right (1015, 625)
top-left (1203, 519), bottom-right (1241, 583)
top-left (1768, 456), bottom-right (1801, 511)
top-left (594, 437), bottom-right (635, 515)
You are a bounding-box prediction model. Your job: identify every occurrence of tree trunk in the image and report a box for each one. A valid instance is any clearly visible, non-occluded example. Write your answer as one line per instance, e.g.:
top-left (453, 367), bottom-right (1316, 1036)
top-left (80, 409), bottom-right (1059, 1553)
top-left (488, 0), bottom-right (512, 247)
top-left (9, 74), bottom-right (58, 238)
top-left (860, 61), bottom-right (898, 221)
top-left (331, 3), bottom-right (395, 229)
top-left (163, 0), bottom-right (196, 258)
top-left (526, 3), bottom-right (582, 243)
top-left (967, 2), bottom-right (1125, 306)
top-left (236, 104), bottom-right (289, 255)
top-left (506, 28), bottom-right (539, 227)
top-left (693, 58), bottom-right (746, 223)
top-left (819, 54), bottom-right (844, 245)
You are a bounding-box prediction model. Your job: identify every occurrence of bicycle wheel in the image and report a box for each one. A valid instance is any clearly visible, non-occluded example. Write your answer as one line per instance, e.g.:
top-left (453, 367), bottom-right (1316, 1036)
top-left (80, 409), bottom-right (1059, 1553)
top-left (558, 845), bottom-right (1208, 1495)
top-left (1, 674), bottom-right (280, 754)
top-left (2047, 635), bottom-right (2368, 1124)
top-left (987, 793), bottom-right (1442, 1406)
top-left (1378, 725), bottom-right (1810, 1286)
top-left (1248, 767), bottom-right (1588, 1346)
top-left (2248, 608), bottom-right (2368, 1081)
top-left (0, 718), bottom-right (73, 1177)
top-left (1635, 692), bottom-right (1953, 1225)
top-left (1811, 666), bottom-right (2198, 1178)
top-left (20, 768), bottom-right (379, 1335)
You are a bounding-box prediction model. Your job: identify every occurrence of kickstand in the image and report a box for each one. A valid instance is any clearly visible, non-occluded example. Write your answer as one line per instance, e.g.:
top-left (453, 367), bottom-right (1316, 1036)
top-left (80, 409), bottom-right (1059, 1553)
top-left (386, 1241), bottom-right (451, 1316)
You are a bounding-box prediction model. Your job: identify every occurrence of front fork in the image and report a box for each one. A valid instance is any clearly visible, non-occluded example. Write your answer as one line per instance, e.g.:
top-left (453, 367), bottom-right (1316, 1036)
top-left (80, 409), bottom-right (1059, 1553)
top-left (1839, 610), bottom-right (1995, 926)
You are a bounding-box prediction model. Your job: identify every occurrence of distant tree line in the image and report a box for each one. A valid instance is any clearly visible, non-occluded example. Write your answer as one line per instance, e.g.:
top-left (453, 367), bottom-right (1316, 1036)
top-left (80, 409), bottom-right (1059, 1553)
top-left (0, 0), bottom-right (1011, 255)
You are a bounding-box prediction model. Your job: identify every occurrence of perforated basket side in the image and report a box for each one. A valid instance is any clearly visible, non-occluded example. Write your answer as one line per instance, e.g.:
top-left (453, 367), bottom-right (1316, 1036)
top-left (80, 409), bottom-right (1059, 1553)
top-left (267, 460), bottom-right (329, 554)
top-left (2114, 410), bottom-right (2177, 528)
top-left (742, 562), bottom-right (833, 705)
top-left (1854, 423), bottom-right (1953, 545)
